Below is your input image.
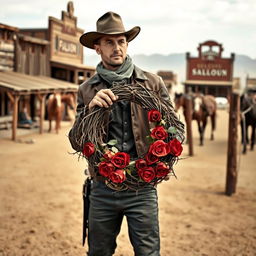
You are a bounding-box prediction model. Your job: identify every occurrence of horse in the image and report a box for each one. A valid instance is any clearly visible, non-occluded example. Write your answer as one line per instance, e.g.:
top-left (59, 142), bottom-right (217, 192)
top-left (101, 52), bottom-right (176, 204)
top-left (47, 93), bottom-right (75, 134)
top-left (174, 92), bottom-right (217, 146)
top-left (240, 92), bottom-right (256, 154)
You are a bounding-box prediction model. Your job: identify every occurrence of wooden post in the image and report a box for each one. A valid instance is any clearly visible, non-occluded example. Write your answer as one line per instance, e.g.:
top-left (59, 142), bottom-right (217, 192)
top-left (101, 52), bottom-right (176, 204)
top-left (184, 96), bottom-right (194, 156)
top-left (37, 93), bottom-right (46, 134)
top-left (225, 93), bottom-right (240, 196)
top-left (7, 92), bottom-right (20, 141)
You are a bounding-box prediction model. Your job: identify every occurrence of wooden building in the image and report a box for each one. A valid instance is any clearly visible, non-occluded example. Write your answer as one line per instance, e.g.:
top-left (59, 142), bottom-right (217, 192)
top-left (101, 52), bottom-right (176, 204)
top-left (20, 1), bottom-right (95, 84)
top-left (0, 71), bottom-right (77, 140)
top-left (1, 23), bottom-right (51, 120)
top-left (0, 22), bottom-right (78, 140)
top-left (246, 76), bottom-right (256, 93)
top-left (157, 71), bottom-right (177, 93)
top-left (184, 40), bottom-right (235, 98)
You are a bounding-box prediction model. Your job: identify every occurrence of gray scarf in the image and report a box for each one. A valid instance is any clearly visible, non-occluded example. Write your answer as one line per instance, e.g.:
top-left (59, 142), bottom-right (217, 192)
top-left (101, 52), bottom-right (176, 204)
top-left (96, 55), bottom-right (134, 85)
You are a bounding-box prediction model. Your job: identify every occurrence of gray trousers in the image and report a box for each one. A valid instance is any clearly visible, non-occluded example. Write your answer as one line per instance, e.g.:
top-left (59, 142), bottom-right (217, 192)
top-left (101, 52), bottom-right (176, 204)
top-left (88, 181), bottom-right (160, 256)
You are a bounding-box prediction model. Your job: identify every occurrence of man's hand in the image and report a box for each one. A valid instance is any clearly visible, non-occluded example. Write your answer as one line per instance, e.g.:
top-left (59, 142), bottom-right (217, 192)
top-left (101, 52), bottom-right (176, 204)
top-left (88, 89), bottom-right (118, 109)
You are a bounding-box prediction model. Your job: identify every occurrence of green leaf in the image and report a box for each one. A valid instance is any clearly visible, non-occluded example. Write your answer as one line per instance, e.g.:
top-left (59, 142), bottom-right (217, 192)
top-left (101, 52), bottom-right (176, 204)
top-left (111, 146), bottom-right (119, 153)
top-left (101, 143), bottom-right (107, 147)
top-left (107, 139), bottom-right (118, 146)
top-left (125, 169), bottom-right (132, 175)
top-left (146, 136), bottom-right (155, 144)
top-left (168, 126), bottom-right (177, 134)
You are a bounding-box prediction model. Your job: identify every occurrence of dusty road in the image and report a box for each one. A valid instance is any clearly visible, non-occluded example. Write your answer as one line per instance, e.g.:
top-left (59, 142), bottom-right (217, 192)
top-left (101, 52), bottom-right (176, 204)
top-left (0, 110), bottom-right (255, 256)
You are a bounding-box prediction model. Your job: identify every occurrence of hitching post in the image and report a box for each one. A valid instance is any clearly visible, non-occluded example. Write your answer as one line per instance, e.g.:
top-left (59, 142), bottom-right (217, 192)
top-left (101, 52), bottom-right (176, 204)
top-left (184, 95), bottom-right (194, 156)
top-left (225, 93), bottom-right (240, 196)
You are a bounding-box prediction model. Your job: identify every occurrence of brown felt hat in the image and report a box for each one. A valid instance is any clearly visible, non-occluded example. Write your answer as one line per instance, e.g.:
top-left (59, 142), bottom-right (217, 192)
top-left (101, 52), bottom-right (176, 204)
top-left (80, 12), bottom-right (140, 49)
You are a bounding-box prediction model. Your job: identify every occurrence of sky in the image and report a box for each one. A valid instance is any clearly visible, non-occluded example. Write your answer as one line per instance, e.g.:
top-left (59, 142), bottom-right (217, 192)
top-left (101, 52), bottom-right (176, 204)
top-left (1, 0), bottom-right (256, 59)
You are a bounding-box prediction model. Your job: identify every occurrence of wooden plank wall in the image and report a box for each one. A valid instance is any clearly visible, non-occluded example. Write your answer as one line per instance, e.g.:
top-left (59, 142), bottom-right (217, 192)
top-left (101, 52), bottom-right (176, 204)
top-left (16, 38), bottom-right (49, 76)
top-left (0, 41), bottom-right (15, 71)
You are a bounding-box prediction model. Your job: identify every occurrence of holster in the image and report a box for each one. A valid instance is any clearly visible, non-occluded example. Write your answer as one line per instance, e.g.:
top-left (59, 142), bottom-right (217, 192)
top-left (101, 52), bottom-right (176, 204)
top-left (82, 177), bottom-right (91, 246)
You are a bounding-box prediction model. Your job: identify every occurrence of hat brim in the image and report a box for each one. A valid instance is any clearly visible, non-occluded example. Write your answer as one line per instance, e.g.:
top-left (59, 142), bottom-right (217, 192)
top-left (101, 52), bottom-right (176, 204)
top-left (80, 26), bottom-right (140, 49)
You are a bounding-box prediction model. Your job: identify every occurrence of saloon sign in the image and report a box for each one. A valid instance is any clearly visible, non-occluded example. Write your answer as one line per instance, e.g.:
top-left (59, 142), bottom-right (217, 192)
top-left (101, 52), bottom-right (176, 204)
top-left (186, 41), bottom-right (234, 81)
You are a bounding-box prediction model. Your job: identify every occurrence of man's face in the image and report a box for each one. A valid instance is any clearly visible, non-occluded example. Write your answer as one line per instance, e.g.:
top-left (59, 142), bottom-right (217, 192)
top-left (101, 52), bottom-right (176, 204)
top-left (94, 35), bottom-right (128, 70)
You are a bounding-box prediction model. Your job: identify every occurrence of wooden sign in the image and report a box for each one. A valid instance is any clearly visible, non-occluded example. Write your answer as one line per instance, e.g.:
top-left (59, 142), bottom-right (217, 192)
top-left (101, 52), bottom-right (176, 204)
top-left (187, 41), bottom-right (234, 82)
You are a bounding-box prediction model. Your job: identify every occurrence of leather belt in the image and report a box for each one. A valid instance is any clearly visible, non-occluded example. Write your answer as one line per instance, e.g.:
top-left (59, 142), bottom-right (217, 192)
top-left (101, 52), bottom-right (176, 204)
top-left (93, 176), bottom-right (106, 183)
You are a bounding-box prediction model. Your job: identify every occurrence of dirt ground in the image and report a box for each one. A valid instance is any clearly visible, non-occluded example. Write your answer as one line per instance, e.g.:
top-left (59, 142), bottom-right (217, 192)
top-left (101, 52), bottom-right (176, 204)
top-left (0, 109), bottom-right (255, 256)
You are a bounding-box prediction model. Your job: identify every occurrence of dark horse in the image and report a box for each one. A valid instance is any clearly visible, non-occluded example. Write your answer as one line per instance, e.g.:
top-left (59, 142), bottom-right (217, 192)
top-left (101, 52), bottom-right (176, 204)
top-left (47, 93), bottom-right (75, 134)
top-left (240, 92), bottom-right (256, 154)
top-left (174, 92), bottom-right (217, 146)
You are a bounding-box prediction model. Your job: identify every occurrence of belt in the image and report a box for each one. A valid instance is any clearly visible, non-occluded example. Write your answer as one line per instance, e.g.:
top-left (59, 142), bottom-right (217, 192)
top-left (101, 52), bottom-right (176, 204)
top-left (93, 176), bottom-right (106, 183)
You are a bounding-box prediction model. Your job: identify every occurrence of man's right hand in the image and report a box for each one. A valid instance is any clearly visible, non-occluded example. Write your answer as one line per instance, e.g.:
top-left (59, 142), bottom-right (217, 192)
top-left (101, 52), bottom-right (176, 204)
top-left (88, 89), bottom-right (118, 109)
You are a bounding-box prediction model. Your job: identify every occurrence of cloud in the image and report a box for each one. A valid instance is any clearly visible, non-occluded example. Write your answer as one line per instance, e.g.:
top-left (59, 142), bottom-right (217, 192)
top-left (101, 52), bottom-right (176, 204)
top-left (1, 0), bottom-right (256, 58)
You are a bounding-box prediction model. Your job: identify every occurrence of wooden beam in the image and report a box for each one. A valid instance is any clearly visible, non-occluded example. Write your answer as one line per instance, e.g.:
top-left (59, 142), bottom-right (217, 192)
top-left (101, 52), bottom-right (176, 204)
top-left (6, 91), bottom-right (15, 104)
top-left (225, 93), bottom-right (240, 196)
top-left (6, 91), bottom-right (20, 141)
top-left (184, 96), bottom-right (194, 156)
top-left (37, 93), bottom-right (46, 134)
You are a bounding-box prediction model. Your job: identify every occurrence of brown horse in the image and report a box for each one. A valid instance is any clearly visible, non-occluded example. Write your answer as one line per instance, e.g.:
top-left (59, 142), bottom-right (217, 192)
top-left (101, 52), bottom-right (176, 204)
top-left (174, 92), bottom-right (217, 146)
top-left (47, 93), bottom-right (75, 134)
top-left (240, 92), bottom-right (256, 154)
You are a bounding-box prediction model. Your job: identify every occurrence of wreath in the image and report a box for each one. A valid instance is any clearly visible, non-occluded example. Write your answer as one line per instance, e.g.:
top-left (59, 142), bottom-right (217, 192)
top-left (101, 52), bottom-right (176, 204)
top-left (71, 82), bottom-right (185, 190)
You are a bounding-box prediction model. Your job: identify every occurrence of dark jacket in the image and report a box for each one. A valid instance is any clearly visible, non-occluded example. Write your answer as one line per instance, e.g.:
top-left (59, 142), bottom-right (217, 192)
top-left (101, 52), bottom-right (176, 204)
top-left (69, 65), bottom-right (171, 176)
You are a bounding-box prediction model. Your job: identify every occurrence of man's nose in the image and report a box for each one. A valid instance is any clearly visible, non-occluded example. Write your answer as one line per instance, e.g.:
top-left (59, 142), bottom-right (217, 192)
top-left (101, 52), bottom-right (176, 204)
top-left (113, 42), bottom-right (120, 51)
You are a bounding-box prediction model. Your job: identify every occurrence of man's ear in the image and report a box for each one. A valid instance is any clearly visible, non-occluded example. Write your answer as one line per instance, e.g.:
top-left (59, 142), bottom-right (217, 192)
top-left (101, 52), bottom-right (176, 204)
top-left (94, 45), bottom-right (101, 55)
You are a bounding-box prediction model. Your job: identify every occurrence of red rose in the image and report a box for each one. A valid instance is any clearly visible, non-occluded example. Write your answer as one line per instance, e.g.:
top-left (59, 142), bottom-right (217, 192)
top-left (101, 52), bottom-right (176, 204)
top-left (145, 153), bottom-right (159, 165)
top-left (149, 140), bottom-right (169, 157)
top-left (168, 139), bottom-right (183, 156)
top-left (151, 126), bottom-right (168, 140)
top-left (103, 150), bottom-right (114, 161)
top-left (155, 162), bottom-right (170, 178)
top-left (109, 169), bottom-right (126, 183)
top-left (111, 152), bottom-right (130, 168)
top-left (148, 110), bottom-right (162, 122)
top-left (82, 142), bottom-right (95, 157)
top-left (135, 159), bottom-right (148, 170)
top-left (138, 167), bottom-right (156, 183)
top-left (98, 162), bottom-right (115, 177)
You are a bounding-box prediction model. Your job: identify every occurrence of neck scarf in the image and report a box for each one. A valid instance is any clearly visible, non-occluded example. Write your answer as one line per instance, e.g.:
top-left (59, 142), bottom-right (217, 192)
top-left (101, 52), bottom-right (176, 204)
top-left (96, 55), bottom-right (134, 85)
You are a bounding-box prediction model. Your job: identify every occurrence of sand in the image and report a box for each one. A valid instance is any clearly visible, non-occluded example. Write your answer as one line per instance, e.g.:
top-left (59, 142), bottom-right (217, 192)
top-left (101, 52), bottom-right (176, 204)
top-left (0, 109), bottom-right (255, 256)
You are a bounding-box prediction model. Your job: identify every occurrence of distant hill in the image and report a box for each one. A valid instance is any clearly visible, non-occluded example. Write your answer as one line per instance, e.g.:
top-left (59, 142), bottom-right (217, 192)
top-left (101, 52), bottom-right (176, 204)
top-left (84, 53), bottom-right (256, 86)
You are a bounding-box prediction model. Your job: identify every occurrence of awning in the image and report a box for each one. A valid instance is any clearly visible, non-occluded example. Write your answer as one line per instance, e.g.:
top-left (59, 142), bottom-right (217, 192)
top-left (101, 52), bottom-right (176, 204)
top-left (184, 80), bottom-right (233, 86)
top-left (51, 60), bottom-right (95, 71)
top-left (0, 70), bottom-right (78, 95)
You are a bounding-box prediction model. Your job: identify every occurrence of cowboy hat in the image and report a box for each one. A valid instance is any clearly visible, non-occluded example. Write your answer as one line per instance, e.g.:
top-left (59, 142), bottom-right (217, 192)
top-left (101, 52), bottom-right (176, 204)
top-left (80, 12), bottom-right (140, 49)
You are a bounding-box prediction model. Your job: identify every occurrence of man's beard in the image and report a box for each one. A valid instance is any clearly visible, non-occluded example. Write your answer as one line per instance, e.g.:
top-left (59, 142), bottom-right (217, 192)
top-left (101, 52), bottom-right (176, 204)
top-left (108, 63), bottom-right (122, 68)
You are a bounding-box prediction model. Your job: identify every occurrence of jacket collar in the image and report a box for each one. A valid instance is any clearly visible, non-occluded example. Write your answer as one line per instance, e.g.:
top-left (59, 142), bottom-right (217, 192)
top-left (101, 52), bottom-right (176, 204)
top-left (87, 65), bottom-right (148, 86)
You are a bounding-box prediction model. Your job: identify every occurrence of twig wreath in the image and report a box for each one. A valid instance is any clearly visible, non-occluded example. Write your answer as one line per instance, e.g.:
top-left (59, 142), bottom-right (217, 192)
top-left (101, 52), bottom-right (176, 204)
top-left (71, 82), bottom-right (185, 190)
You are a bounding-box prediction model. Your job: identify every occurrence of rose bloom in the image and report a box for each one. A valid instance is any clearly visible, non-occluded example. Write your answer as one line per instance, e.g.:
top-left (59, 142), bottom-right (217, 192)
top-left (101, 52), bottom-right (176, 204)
top-left (155, 162), bottom-right (170, 178)
top-left (109, 169), bottom-right (126, 183)
top-left (145, 153), bottom-right (159, 165)
top-left (111, 152), bottom-right (130, 168)
top-left (103, 150), bottom-right (114, 161)
top-left (169, 138), bottom-right (183, 156)
top-left (151, 126), bottom-right (168, 140)
top-left (148, 110), bottom-right (162, 122)
top-left (82, 142), bottom-right (95, 157)
top-left (138, 167), bottom-right (156, 183)
top-left (135, 159), bottom-right (148, 170)
top-left (98, 162), bottom-right (115, 177)
top-left (149, 140), bottom-right (169, 157)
